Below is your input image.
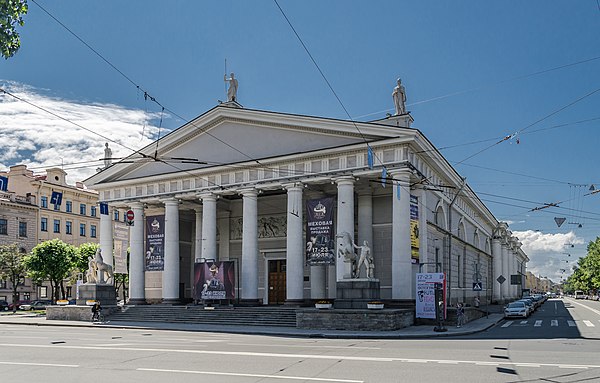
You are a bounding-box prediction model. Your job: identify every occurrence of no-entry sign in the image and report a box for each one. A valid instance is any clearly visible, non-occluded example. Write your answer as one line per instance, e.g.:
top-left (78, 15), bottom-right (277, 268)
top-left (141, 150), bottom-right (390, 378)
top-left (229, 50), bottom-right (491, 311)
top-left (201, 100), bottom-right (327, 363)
top-left (126, 210), bottom-right (134, 226)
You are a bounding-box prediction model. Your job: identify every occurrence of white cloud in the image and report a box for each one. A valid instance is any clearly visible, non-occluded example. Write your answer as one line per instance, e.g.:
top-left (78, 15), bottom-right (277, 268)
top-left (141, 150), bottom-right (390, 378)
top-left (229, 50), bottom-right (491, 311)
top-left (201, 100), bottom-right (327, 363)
top-left (0, 81), bottom-right (162, 184)
top-left (512, 230), bottom-right (585, 283)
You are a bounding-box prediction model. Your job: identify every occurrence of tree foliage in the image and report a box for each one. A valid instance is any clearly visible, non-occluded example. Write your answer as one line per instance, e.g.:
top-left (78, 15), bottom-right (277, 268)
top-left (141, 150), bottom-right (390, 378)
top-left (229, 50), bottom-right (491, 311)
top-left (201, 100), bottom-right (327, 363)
top-left (0, 0), bottom-right (28, 59)
top-left (0, 243), bottom-right (27, 312)
top-left (24, 239), bottom-right (75, 302)
top-left (563, 237), bottom-right (600, 294)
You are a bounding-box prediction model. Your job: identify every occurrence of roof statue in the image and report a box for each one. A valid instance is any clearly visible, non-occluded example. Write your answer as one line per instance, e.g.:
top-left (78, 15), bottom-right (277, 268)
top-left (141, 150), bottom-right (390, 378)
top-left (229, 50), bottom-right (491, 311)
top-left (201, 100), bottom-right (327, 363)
top-left (392, 78), bottom-right (407, 115)
top-left (224, 72), bottom-right (238, 102)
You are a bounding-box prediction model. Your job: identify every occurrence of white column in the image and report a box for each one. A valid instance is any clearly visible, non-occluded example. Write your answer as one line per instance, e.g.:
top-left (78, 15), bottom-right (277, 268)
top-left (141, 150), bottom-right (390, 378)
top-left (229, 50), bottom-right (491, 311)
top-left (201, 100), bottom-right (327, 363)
top-left (162, 198), bottom-right (180, 303)
top-left (501, 240), bottom-right (510, 300)
top-left (511, 246), bottom-right (518, 298)
top-left (128, 202), bottom-right (145, 304)
top-left (200, 193), bottom-right (218, 261)
top-left (492, 236), bottom-right (502, 302)
top-left (336, 177), bottom-right (355, 281)
top-left (241, 189), bottom-right (259, 302)
top-left (99, 206), bottom-right (113, 282)
top-left (285, 184), bottom-right (304, 303)
top-left (194, 207), bottom-right (202, 261)
top-left (357, 187), bottom-right (373, 278)
top-left (218, 209), bottom-right (230, 261)
top-left (391, 169), bottom-right (412, 299)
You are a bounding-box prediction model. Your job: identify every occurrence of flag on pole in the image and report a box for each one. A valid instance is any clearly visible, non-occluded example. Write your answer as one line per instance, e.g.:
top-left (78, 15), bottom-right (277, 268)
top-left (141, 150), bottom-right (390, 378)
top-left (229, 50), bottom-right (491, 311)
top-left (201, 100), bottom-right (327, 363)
top-left (396, 182), bottom-right (401, 200)
top-left (381, 168), bottom-right (387, 188)
top-left (367, 147), bottom-right (374, 169)
top-left (0, 176), bottom-right (7, 191)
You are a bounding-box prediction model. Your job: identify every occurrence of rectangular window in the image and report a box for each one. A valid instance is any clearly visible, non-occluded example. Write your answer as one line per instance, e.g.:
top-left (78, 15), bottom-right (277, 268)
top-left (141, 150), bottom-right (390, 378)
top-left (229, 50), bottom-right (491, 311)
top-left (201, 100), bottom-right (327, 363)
top-left (53, 202), bottom-right (60, 211)
top-left (23, 292), bottom-right (31, 300)
top-left (53, 219), bottom-right (60, 233)
top-left (18, 221), bottom-right (27, 237)
top-left (0, 219), bottom-right (7, 235)
top-left (39, 286), bottom-right (47, 298)
top-left (80, 223), bottom-right (86, 236)
top-left (114, 210), bottom-right (120, 221)
top-left (41, 196), bottom-right (48, 208)
top-left (66, 221), bottom-right (72, 235)
top-left (90, 225), bottom-right (97, 238)
top-left (66, 201), bottom-right (72, 213)
top-left (41, 217), bottom-right (48, 232)
top-left (90, 206), bottom-right (97, 217)
top-left (80, 204), bottom-right (86, 215)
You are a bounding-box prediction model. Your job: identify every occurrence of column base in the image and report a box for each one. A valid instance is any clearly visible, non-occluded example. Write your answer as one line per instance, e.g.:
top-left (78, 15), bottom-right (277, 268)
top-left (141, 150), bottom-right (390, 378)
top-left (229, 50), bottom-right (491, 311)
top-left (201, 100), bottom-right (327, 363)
top-left (238, 299), bottom-right (261, 307)
top-left (127, 298), bottom-right (148, 305)
top-left (284, 299), bottom-right (304, 307)
top-left (161, 298), bottom-right (182, 305)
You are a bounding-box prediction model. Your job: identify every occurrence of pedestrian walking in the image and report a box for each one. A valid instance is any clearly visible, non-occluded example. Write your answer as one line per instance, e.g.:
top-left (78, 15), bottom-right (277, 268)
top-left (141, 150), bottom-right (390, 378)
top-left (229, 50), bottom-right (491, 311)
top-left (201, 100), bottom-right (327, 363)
top-left (474, 296), bottom-right (480, 308)
top-left (456, 302), bottom-right (465, 328)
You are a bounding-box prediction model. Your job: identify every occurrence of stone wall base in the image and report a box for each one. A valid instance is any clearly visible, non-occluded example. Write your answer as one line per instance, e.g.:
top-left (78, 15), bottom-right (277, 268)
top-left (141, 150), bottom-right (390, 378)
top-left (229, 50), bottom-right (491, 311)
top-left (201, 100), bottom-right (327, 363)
top-left (46, 305), bottom-right (118, 321)
top-left (297, 308), bottom-right (413, 331)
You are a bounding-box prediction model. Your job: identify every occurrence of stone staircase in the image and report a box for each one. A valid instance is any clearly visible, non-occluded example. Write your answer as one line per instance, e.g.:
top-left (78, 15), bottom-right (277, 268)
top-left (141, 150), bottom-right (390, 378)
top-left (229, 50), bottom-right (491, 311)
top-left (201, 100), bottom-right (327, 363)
top-left (107, 305), bottom-right (298, 327)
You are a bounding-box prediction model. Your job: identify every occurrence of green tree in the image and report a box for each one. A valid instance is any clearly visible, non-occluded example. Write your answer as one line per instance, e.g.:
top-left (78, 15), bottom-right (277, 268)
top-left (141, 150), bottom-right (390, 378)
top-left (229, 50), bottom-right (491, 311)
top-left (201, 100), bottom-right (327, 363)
top-left (24, 239), bottom-right (75, 302)
top-left (0, 243), bottom-right (27, 313)
top-left (0, 0), bottom-right (28, 59)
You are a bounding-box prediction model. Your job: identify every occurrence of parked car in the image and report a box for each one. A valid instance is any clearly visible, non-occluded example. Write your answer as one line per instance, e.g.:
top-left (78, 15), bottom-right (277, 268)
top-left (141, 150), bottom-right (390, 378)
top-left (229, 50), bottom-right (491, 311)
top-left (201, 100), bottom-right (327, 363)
top-left (504, 301), bottom-right (529, 318)
top-left (8, 300), bottom-right (30, 311)
top-left (0, 300), bottom-right (9, 311)
top-left (20, 300), bottom-right (52, 311)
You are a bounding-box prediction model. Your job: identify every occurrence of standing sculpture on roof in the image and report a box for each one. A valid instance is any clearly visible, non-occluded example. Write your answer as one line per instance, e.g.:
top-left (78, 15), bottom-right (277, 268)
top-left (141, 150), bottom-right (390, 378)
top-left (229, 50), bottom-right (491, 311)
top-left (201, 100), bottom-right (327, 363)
top-left (392, 78), bottom-right (407, 115)
top-left (224, 72), bottom-right (238, 102)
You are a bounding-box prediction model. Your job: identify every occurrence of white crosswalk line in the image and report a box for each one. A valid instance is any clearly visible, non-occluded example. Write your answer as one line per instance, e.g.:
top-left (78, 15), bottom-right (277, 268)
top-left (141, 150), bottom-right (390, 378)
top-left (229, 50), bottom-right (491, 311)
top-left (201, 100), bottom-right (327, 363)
top-left (583, 320), bottom-right (595, 327)
top-left (568, 320), bottom-right (577, 327)
top-left (551, 320), bottom-right (558, 326)
top-left (520, 321), bottom-right (528, 325)
top-left (501, 321), bottom-right (513, 328)
top-left (534, 320), bottom-right (542, 327)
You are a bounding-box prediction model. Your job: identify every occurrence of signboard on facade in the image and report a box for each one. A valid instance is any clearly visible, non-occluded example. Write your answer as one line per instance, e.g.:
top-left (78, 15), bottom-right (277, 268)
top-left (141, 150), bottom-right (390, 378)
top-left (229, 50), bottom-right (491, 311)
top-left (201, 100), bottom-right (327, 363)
top-left (113, 222), bottom-right (129, 274)
top-left (416, 272), bottom-right (446, 319)
top-left (193, 261), bottom-right (235, 300)
top-left (145, 215), bottom-right (165, 271)
top-left (410, 195), bottom-right (420, 262)
top-left (305, 197), bottom-right (335, 265)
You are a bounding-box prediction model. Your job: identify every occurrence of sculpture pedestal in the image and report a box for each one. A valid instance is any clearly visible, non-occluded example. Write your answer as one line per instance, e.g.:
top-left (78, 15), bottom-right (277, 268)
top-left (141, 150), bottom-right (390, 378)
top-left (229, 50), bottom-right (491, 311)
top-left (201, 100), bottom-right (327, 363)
top-left (334, 279), bottom-right (380, 309)
top-left (77, 284), bottom-right (117, 306)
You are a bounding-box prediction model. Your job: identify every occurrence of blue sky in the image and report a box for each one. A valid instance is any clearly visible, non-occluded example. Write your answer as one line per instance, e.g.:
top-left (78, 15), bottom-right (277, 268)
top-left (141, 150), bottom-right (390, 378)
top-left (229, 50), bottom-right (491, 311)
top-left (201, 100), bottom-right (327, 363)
top-left (2, 1), bottom-right (600, 282)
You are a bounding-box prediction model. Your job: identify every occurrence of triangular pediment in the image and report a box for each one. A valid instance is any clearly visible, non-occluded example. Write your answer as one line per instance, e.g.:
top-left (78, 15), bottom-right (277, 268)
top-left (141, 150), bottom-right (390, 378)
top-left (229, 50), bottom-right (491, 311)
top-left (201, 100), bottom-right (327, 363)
top-left (86, 106), bottom-right (414, 185)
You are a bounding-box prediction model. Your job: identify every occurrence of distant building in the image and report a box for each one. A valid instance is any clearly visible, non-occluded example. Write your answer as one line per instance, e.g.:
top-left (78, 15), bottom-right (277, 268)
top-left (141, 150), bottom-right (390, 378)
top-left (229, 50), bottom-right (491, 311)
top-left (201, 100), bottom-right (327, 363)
top-left (0, 188), bottom-right (37, 303)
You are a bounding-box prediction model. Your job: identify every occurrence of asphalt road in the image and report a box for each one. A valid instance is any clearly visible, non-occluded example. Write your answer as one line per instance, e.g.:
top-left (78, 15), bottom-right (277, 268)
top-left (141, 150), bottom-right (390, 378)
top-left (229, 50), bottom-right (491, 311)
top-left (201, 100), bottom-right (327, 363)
top-left (1, 298), bottom-right (599, 383)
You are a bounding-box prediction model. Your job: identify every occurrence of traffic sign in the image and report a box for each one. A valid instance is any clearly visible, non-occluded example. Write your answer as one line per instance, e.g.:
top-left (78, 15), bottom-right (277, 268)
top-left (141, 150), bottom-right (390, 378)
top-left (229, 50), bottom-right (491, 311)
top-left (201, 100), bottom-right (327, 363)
top-left (496, 275), bottom-right (506, 285)
top-left (125, 210), bottom-right (134, 226)
top-left (472, 282), bottom-right (482, 291)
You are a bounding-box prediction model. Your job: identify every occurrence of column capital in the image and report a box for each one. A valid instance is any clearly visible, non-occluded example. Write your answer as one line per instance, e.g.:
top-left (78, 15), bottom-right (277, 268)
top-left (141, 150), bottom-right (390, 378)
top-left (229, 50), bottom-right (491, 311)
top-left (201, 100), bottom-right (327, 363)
top-left (334, 176), bottom-right (355, 186)
top-left (283, 182), bottom-right (304, 191)
top-left (129, 201), bottom-right (144, 209)
top-left (239, 188), bottom-right (258, 197)
top-left (161, 198), bottom-right (180, 206)
top-left (388, 167), bottom-right (412, 176)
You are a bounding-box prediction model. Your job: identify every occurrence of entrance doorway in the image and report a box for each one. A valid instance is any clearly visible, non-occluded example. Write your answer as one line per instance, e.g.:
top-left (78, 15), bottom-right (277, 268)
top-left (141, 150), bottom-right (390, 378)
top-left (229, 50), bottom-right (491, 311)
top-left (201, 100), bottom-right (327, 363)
top-left (268, 259), bottom-right (286, 304)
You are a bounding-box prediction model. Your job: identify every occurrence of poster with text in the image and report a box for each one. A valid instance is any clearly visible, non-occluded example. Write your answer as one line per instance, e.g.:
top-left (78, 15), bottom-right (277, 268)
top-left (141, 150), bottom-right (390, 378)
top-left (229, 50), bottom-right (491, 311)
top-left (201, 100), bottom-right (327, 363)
top-left (193, 261), bottom-right (235, 300)
top-left (306, 197), bottom-right (335, 265)
top-left (145, 215), bottom-right (165, 271)
top-left (113, 222), bottom-right (129, 274)
top-left (416, 273), bottom-right (446, 319)
top-left (410, 195), bottom-right (420, 262)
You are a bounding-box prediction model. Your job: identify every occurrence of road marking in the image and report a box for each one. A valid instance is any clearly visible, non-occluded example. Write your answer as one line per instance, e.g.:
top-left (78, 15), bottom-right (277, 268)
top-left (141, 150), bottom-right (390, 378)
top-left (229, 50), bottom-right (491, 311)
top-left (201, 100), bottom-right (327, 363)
top-left (501, 321), bottom-right (512, 328)
top-left (551, 320), bottom-right (558, 326)
top-left (534, 320), bottom-right (542, 327)
top-left (583, 320), bottom-right (594, 327)
top-left (520, 321), bottom-right (528, 325)
top-left (568, 320), bottom-right (577, 327)
top-left (137, 368), bottom-right (364, 382)
top-left (0, 361), bottom-right (78, 368)
top-left (227, 342), bottom-right (380, 350)
top-left (566, 299), bottom-right (600, 316)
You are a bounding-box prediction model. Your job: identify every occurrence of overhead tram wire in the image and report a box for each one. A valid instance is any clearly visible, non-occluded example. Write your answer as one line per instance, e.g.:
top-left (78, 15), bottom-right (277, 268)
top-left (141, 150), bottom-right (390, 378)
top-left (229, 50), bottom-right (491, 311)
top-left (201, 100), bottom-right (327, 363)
top-left (455, 86), bottom-right (600, 165)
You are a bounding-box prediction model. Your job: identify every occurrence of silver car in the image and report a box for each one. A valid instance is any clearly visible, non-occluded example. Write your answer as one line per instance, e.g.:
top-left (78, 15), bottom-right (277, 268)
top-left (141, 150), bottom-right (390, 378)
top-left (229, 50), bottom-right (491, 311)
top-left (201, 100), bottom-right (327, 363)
top-left (504, 301), bottom-right (528, 318)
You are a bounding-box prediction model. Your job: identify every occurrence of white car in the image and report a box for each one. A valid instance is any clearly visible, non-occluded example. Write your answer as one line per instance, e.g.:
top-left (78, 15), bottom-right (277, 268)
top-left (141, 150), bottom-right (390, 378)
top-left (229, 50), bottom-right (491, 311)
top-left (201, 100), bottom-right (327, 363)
top-left (504, 301), bottom-right (528, 318)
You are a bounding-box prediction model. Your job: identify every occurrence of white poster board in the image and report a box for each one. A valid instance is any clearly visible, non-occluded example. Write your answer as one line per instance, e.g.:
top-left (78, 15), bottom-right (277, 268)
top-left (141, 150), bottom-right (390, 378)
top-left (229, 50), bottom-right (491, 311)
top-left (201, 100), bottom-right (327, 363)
top-left (416, 272), bottom-right (445, 319)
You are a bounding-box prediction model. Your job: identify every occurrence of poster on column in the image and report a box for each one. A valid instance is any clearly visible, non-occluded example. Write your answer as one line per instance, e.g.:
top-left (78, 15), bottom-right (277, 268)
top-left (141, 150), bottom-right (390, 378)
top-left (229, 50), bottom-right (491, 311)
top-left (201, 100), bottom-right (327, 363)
top-left (410, 195), bottom-right (420, 262)
top-left (113, 222), bottom-right (129, 274)
top-left (305, 197), bottom-right (335, 265)
top-left (193, 261), bottom-right (235, 300)
top-left (145, 215), bottom-right (165, 271)
top-left (416, 272), bottom-right (446, 319)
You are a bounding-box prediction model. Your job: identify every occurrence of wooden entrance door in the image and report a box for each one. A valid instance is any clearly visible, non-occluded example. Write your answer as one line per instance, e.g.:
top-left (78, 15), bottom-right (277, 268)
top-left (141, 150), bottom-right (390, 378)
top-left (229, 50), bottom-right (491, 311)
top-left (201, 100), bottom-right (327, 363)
top-left (268, 260), bottom-right (286, 304)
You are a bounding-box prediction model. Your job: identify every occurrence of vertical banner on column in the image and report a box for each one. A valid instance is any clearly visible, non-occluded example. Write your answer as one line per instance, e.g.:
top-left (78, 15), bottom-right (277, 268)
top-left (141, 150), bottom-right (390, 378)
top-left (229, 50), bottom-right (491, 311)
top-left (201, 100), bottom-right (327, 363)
top-left (305, 197), bottom-right (335, 265)
top-left (193, 261), bottom-right (235, 300)
top-left (410, 195), bottom-right (420, 263)
top-left (113, 222), bottom-right (129, 274)
top-left (145, 215), bottom-right (165, 271)
top-left (416, 273), bottom-right (446, 319)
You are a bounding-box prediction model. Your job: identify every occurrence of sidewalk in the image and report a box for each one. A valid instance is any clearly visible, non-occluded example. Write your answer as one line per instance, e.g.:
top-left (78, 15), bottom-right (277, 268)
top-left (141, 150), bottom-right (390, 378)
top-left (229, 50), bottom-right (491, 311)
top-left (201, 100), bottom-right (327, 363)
top-left (0, 308), bottom-right (504, 339)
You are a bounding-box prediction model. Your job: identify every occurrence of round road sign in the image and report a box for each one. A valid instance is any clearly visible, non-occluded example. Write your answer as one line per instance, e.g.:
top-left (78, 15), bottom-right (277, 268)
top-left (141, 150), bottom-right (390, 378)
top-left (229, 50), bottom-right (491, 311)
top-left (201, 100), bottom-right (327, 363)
top-left (126, 210), bottom-right (134, 221)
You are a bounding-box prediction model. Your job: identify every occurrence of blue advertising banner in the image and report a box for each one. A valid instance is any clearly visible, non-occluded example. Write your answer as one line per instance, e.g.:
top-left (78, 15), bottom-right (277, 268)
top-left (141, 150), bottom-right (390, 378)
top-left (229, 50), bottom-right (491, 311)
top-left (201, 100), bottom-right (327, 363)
top-left (193, 261), bottom-right (236, 300)
top-left (145, 215), bottom-right (165, 271)
top-left (306, 197), bottom-right (335, 265)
